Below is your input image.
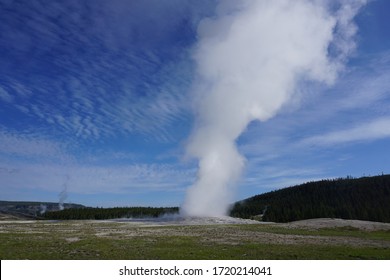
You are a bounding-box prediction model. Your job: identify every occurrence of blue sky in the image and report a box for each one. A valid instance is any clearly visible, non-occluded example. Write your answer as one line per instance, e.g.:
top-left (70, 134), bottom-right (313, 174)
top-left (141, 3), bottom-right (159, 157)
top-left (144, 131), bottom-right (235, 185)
top-left (1, 0), bottom-right (390, 208)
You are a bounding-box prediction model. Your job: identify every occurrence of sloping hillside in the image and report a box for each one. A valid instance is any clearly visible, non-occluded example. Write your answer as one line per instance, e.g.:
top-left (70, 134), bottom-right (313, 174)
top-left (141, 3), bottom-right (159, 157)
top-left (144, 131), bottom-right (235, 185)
top-left (230, 175), bottom-right (390, 223)
top-left (0, 201), bottom-right (85, 219)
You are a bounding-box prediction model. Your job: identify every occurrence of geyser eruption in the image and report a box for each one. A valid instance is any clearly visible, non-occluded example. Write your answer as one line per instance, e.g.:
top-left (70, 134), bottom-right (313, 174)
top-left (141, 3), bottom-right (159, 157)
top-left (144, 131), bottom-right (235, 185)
top-left (59, 175), bottom-right (69, 210)
top-left (181, 0), bottom-right (367, 217)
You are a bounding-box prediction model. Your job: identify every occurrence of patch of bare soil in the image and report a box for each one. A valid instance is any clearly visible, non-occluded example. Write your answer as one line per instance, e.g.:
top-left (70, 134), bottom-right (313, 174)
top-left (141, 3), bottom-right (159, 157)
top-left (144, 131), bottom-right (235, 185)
top-left (282, 218), bottom-right (390, 231)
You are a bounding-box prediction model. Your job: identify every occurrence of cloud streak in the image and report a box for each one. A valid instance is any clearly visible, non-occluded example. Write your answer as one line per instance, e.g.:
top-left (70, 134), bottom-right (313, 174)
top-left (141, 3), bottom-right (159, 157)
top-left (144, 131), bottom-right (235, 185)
top-left (0, 160), bottom-right (194, 198)
top-left (1, 56), bottom-right (191, 142)
top-left (0, 86), bottom-right (13, 103)
top-left (304, 117), bottom-right (390, 146)
top-left (0, 129), bottom-right (67, 161)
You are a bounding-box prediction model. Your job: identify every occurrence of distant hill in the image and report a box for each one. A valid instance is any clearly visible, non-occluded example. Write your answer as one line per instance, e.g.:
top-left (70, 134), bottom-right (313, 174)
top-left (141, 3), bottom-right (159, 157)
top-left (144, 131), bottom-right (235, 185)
top-left (229, 175), bottom-right (390, 223)
top-left (43, 206), bottom-right (179, 220)
top-left (0, 200), bottom-right (179, 220)
top-left (0, 201), bottom-right (85, 220)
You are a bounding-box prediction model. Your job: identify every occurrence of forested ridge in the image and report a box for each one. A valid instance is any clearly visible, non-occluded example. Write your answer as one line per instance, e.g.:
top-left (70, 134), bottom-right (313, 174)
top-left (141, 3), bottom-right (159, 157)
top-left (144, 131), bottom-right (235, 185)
top-left (43, 206), bottom-right (179, 220)
top-left (229, 174), bottom-right (390, 223)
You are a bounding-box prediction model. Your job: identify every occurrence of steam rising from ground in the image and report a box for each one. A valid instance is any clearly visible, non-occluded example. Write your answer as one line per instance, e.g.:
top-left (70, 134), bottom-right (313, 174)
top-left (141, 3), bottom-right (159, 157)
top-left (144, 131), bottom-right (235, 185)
top-left (181, 0), bottom-right (367, 217)
top-left (59, 175), bottom-right (69, 210)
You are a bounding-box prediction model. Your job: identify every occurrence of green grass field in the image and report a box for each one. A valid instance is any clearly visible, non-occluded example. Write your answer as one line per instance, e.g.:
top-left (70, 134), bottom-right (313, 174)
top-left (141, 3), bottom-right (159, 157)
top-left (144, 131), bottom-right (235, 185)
top-left (1, 221), bottom-right (389, 259)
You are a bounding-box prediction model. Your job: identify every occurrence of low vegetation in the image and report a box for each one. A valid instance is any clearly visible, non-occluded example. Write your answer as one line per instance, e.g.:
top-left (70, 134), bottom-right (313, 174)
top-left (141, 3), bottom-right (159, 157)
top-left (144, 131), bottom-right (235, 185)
top-left (0, 220), bottom-right (389, 260)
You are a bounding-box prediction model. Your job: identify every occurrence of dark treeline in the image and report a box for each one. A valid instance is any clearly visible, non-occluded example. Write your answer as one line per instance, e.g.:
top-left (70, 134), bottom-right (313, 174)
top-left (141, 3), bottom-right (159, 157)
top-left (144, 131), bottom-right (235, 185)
top-left (43, 206), bottom-right (179, 220)
top-left (229, 174), bottom-right (390, 223)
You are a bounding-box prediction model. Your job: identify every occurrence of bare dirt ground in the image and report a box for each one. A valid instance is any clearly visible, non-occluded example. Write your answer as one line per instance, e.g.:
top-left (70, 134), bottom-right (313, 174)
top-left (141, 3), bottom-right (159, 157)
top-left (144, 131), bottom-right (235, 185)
top-left (280, 218), bottom-right (390, 231)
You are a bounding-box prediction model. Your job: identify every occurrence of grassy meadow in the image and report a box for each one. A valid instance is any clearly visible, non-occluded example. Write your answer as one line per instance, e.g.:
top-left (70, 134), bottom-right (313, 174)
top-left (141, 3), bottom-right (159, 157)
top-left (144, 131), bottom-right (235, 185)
top-left (1, 220), bottom-right (389, 260)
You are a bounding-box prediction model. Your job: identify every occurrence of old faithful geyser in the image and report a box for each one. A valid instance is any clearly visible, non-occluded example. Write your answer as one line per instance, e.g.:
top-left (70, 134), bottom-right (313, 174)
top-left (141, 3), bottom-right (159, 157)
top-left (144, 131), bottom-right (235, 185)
top-left (181, 0), bottom-right (367, 217)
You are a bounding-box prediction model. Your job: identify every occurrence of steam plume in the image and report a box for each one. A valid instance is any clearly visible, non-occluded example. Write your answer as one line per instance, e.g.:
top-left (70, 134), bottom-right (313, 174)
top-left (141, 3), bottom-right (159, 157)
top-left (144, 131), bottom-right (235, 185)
top-left (181, 0), bottom-right (367, 217)
top-left (39, 204), bottom-right (47, 215)
top-left (59, 175), bottom-right (69, 210)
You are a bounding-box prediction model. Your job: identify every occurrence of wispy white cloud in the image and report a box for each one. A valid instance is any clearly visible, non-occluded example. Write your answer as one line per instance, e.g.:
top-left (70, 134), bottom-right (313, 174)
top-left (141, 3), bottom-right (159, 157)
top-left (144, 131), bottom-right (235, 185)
top-left (0, 86), bottom-right (13, 103)
top-left (243, 162), bottom-right (325, 184)
top-left (0, 126), bottom-right (194, 201)
top-left (0, 0), bottom-right (198, 142)
top-left (1, 57), bottom-right (192, 142)
top-left (303, 117), bottom-right (390, 146)
top-left (0, 160), bottom-right (194, 197)
top-left (0, 129), bottom-right (68, 161)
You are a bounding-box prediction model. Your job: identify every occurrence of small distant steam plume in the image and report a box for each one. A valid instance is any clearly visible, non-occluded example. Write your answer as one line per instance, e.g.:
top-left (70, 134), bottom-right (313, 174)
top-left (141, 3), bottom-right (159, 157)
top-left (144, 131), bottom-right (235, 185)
top-left (181, 0), bottom-right (367, 217)
top-left (39, 204), bottom-right (47, 215)
top-left (59, 175), bottom-right (69, 210)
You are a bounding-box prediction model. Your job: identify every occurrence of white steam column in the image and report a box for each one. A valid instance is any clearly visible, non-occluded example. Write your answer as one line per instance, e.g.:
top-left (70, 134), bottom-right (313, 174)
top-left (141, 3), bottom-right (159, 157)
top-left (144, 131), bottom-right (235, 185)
top-left (181, 0), bottom-right (367, 217)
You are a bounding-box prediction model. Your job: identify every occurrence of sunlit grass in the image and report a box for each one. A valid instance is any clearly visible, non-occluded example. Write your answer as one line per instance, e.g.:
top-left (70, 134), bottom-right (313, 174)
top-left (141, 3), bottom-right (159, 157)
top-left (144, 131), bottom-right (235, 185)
top-left (1, 221), bottom-right (389, 260)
